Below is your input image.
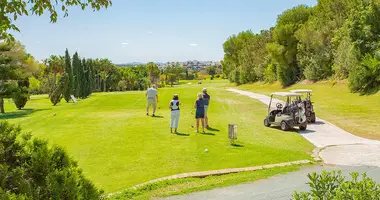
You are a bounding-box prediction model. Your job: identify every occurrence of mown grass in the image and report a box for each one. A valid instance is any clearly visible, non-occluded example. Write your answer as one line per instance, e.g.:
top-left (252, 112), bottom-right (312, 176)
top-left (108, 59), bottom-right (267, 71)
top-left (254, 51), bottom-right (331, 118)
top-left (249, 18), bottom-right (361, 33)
top-left (237, 80), bottom-right (380, 140)
top-left (1, 80), bottom-right (313, 193)
top-left (109, 165), bottom-right (301, 200)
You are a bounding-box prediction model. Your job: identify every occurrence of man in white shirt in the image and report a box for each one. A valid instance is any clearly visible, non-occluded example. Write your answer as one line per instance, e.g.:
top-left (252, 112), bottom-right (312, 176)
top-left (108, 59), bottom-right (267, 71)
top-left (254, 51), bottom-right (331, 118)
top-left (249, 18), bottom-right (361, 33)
top-left (146, 84), bottom-right (158, 116)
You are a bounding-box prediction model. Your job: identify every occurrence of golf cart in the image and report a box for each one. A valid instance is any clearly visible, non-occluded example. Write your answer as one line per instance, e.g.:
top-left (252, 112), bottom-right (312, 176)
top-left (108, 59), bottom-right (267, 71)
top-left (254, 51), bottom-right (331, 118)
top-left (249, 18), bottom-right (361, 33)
top-left (264, 92), bottom-right (307, 131)
top-left (290, 89), bottom-right (316, 123)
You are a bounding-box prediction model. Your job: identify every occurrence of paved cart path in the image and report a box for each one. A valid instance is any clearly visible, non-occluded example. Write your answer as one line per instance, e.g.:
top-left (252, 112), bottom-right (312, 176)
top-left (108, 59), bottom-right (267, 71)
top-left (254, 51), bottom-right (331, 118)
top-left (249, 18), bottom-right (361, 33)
top-left (227, 89), bottom-right (380, 167)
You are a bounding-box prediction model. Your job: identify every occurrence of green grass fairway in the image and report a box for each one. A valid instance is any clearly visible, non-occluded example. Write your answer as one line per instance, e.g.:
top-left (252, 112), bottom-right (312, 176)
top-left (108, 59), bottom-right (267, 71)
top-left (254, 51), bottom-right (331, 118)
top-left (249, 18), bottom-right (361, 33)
top-left (238, 81), bottom-right (380, 140)
top-left (1, 80), bottom-right (313, 193)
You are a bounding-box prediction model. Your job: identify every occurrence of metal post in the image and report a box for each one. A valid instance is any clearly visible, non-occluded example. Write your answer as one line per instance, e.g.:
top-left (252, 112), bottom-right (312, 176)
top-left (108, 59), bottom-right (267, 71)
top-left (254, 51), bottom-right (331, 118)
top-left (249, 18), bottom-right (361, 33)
top-left (228, 124), bottom-right (237, 145)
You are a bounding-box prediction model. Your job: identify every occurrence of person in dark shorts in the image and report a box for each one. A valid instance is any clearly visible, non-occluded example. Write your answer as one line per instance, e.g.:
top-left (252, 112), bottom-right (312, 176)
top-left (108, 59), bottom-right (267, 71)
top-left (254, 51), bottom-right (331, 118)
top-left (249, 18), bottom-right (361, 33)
top-left (194, 93), bottom-right (205, 133)
top-left (202, 88), bottom-right (210, 128)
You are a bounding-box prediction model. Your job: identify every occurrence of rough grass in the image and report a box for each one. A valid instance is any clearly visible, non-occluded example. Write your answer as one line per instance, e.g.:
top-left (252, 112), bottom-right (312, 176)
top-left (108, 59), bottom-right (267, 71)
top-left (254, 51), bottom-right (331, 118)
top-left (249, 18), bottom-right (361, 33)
top-left (1, 80), bottom-right (313, 193)
top-left (237, 80), bottom-right (380, 140)
top-left (109, 165), bottom-right (301, 200)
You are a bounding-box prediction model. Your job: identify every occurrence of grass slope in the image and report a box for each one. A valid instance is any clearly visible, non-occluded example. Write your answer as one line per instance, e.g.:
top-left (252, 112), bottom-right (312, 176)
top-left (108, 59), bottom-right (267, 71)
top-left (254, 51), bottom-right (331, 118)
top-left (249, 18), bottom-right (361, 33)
top-left (109, 165), bottom-right (302, 200)
top-left (237, 81), bottom-right (380, 140)
top-left (1, 80), bottom-right (313, 193)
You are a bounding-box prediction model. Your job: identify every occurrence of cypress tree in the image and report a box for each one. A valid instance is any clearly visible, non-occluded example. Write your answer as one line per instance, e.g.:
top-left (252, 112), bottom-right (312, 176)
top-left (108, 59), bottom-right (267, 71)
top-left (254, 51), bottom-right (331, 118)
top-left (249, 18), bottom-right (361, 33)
top-left (88, 59), bottom-right (94, 95)
top-left (81, 58), bottom-right (88, 98)
top-left (72, 52), bottom-right (81, 98)
top-left (63, 49), bottom-right (73, 102)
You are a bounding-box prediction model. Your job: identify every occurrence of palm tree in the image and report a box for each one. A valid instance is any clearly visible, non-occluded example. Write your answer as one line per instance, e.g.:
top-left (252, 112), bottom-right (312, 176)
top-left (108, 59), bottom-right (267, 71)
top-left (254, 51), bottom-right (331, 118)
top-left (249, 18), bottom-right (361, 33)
top-left (45, 55), bottom-right (65, 85)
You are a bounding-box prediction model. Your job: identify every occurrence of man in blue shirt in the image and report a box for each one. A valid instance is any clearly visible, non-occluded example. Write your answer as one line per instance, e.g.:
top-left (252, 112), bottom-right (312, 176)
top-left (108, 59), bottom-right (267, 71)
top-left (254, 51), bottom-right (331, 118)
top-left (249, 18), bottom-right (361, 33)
top-left (202, 88), bottom-right (211, 128)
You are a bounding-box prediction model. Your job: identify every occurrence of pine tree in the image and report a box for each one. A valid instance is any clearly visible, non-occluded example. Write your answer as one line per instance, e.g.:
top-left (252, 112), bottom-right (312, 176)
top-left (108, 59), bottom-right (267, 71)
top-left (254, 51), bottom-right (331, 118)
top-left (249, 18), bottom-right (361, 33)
top-left (72, 52), bottom-right (81, 98)
top-left (63, 49), bottom-right (73, 102)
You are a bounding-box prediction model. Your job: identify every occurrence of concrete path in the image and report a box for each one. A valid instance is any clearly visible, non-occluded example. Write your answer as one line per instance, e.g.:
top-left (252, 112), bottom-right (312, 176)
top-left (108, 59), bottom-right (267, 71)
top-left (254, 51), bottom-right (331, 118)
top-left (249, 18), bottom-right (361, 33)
top-left (164, 165), bottom-right (380, 200)
top-left (227, 89), bottom-right (380, 167)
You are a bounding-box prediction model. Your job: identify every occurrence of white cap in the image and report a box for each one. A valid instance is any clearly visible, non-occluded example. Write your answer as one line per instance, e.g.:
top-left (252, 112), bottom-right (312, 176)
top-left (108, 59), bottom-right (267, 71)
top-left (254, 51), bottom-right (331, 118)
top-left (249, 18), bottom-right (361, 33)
top-left (152, 84), bottom-right (156, 88)
top-left (202, 88), bottom-right (207, 92)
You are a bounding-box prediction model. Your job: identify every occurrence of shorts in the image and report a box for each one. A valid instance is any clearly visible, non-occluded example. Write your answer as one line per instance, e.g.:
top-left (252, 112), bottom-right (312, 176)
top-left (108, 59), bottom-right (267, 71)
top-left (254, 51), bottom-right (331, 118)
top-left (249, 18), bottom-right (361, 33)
top-left (204, 105), bottom-right (208, 117)
top-left (196, 110), bottom-right (205, 119)
top-left (147, 98), bottom-right (156, 109)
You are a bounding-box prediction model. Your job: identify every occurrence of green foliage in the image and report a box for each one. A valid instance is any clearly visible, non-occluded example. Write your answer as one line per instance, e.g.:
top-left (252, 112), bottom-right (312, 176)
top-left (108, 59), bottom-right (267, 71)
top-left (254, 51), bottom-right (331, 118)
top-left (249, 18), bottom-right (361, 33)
top-left (0, 121), bottom-right (103, 199)
top-left (206, 66), bottom-right (216, 80)
top-left (12, 86), bottom-right (29, 110)
top-left (293, 170), bottom-right (380, 200)
top-left (221, 0), bottom-right (380, 93)
top-left (147, 62), bottom-right (160, 84)
top-left (63, 49), bottom-right (73, 102)
top-left (348, 54), bottom-right (380, 94)
top-left (50, 73), bottom-right (69, 106)
top-left (264, 63), bottom-right (277, 83)
top-left (269, 5), bottom-right (311, 86)
top-left (72, 52), bottom-right (81, 97)
top-left (28, 77), bottom-right (41, 95)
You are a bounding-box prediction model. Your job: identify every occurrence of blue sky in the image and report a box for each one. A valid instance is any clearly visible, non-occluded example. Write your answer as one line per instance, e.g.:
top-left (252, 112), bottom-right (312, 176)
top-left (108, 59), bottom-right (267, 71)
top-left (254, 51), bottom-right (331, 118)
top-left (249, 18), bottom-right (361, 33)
top-left (13, 0), bottom-right (317, 63)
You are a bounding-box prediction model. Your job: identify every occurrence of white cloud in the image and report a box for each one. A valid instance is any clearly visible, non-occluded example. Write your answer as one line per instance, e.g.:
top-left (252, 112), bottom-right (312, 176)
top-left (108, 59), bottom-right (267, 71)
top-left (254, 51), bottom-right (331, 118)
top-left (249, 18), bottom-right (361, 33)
top-left (121, 42), bottom-right (129, 45)
top-left (189, 43), bottom-right (198, 46)
top-left (147, 31), bottom-right (153, 35)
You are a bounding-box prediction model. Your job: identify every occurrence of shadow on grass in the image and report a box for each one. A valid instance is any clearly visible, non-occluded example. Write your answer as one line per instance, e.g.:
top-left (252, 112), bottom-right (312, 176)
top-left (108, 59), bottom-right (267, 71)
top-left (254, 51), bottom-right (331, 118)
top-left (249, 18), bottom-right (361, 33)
top-left (0, 108), bottom-right (51, 120)
top-left (201, 132), bottom-right (215, 136)
top-left (152, 115), bottom-right (164, 118)
top-left (231, 143), bottom-right (244, 148)
top-left (206, 127), bottom-right (220, 132)
top-left (176, 132), bottom-right (190, 136)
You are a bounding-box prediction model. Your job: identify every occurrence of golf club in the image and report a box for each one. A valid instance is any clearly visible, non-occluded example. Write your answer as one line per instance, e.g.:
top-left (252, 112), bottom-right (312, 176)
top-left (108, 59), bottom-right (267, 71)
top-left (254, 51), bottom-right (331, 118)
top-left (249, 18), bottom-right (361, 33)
top-left (191, 110), bottom-right (195, 128)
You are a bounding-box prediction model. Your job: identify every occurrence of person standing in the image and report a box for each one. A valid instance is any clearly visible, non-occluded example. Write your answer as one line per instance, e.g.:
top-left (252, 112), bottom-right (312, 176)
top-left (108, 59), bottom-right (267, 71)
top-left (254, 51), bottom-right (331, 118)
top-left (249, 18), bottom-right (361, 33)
top-left (146, 84), bottom-right (158, 117)
top-left (169, 94), bottom-right (180, 134)
top-left (202, 88), bottom-right (211, 128)
top-left (194, 93), bottom-right (205, 133)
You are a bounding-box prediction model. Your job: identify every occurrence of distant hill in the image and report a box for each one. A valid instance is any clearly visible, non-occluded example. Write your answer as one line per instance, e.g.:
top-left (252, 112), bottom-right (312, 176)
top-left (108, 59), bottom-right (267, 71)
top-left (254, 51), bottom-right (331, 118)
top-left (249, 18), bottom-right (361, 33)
top-left (115, 62), bottom-right (145, 67)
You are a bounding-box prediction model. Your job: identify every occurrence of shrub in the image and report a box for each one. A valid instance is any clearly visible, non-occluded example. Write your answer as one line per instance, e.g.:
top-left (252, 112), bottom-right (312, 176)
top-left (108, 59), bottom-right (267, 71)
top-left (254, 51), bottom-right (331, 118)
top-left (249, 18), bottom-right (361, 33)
top-left (0, 121), bottom-right (103, 199)
top-left (348, 54), bottom-right (380, 94)
top-left (264, 63), bottom-right (277, 83)
top-left (12, 87), bottom-right (29, 110)
top-left (50, 73), bottom-right (69, 106)
top-left (293, 170), bottom-right (380, 200)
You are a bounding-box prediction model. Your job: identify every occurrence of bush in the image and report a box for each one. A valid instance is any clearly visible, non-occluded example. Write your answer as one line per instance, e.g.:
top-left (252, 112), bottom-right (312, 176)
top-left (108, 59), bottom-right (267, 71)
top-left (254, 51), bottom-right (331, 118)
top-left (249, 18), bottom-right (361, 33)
top-left (12, 87), bottom-right (29, 110)
top-left (293, 170), bottom-right (380, 200)
top-left (348, 54), bottom-right (380, 94)
top-left (264, 63), bottom-right (277, 83)
top-left (29, 77), bottom-right (42, 95)
top-left (50, 73), bottom-right (69, 106)
top-left (0, 121), bottom-right (103, 199)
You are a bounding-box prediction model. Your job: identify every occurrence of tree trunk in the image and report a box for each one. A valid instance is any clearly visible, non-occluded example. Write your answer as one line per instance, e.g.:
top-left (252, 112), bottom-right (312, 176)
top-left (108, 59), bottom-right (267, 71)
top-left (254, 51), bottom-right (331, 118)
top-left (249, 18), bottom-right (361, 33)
top-left (103, 79), bottom-right (107, 92)
top-left (0, 97), bottom-right (4, 114)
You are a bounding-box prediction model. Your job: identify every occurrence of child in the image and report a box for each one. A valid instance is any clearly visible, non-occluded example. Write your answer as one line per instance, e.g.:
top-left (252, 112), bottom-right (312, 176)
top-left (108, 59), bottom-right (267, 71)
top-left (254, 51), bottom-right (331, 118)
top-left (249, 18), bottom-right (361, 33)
top-left (169, 94), bottom-right (180, 134)
top-left (194, 93), bottom-right (205, 133)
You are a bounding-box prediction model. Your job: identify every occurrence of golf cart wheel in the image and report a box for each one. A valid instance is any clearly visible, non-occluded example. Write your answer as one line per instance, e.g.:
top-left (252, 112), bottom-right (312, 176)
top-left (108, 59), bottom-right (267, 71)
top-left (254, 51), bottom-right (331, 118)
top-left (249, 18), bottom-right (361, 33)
top-left (280, 121), bottom-right (289, 131)
top-left (310, 113), bottom-right (316, 123)
top-left (264, 118), bottom-right (271, 127)
top-left (299, 124), bottom-right (307, 131)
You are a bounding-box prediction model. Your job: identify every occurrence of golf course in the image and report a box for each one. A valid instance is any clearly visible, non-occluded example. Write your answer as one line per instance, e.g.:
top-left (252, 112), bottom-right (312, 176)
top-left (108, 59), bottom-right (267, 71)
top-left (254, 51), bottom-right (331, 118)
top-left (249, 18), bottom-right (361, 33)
top-left (1, 80), bottom-right (313, 194)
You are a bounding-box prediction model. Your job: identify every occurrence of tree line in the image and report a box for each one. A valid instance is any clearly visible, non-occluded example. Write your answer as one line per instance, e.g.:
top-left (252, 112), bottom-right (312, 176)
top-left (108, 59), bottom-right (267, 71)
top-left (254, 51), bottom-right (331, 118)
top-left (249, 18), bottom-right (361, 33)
top-left (222, 0), bottom-right (380, 94)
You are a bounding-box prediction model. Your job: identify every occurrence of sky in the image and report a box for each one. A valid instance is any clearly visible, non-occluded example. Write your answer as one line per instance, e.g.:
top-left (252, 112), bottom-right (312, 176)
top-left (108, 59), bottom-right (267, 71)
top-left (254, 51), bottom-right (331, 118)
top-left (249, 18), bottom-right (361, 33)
top-left (12, 0), bottom-right (317, 63)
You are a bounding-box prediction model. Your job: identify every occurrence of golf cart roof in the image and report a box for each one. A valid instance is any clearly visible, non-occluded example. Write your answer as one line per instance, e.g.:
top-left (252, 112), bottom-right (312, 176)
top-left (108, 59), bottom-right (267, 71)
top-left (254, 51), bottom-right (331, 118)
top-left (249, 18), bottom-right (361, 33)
top-left (271, 92), bottom-right (302, 97)
top-left (290, 89), bottom-right (312, 93)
